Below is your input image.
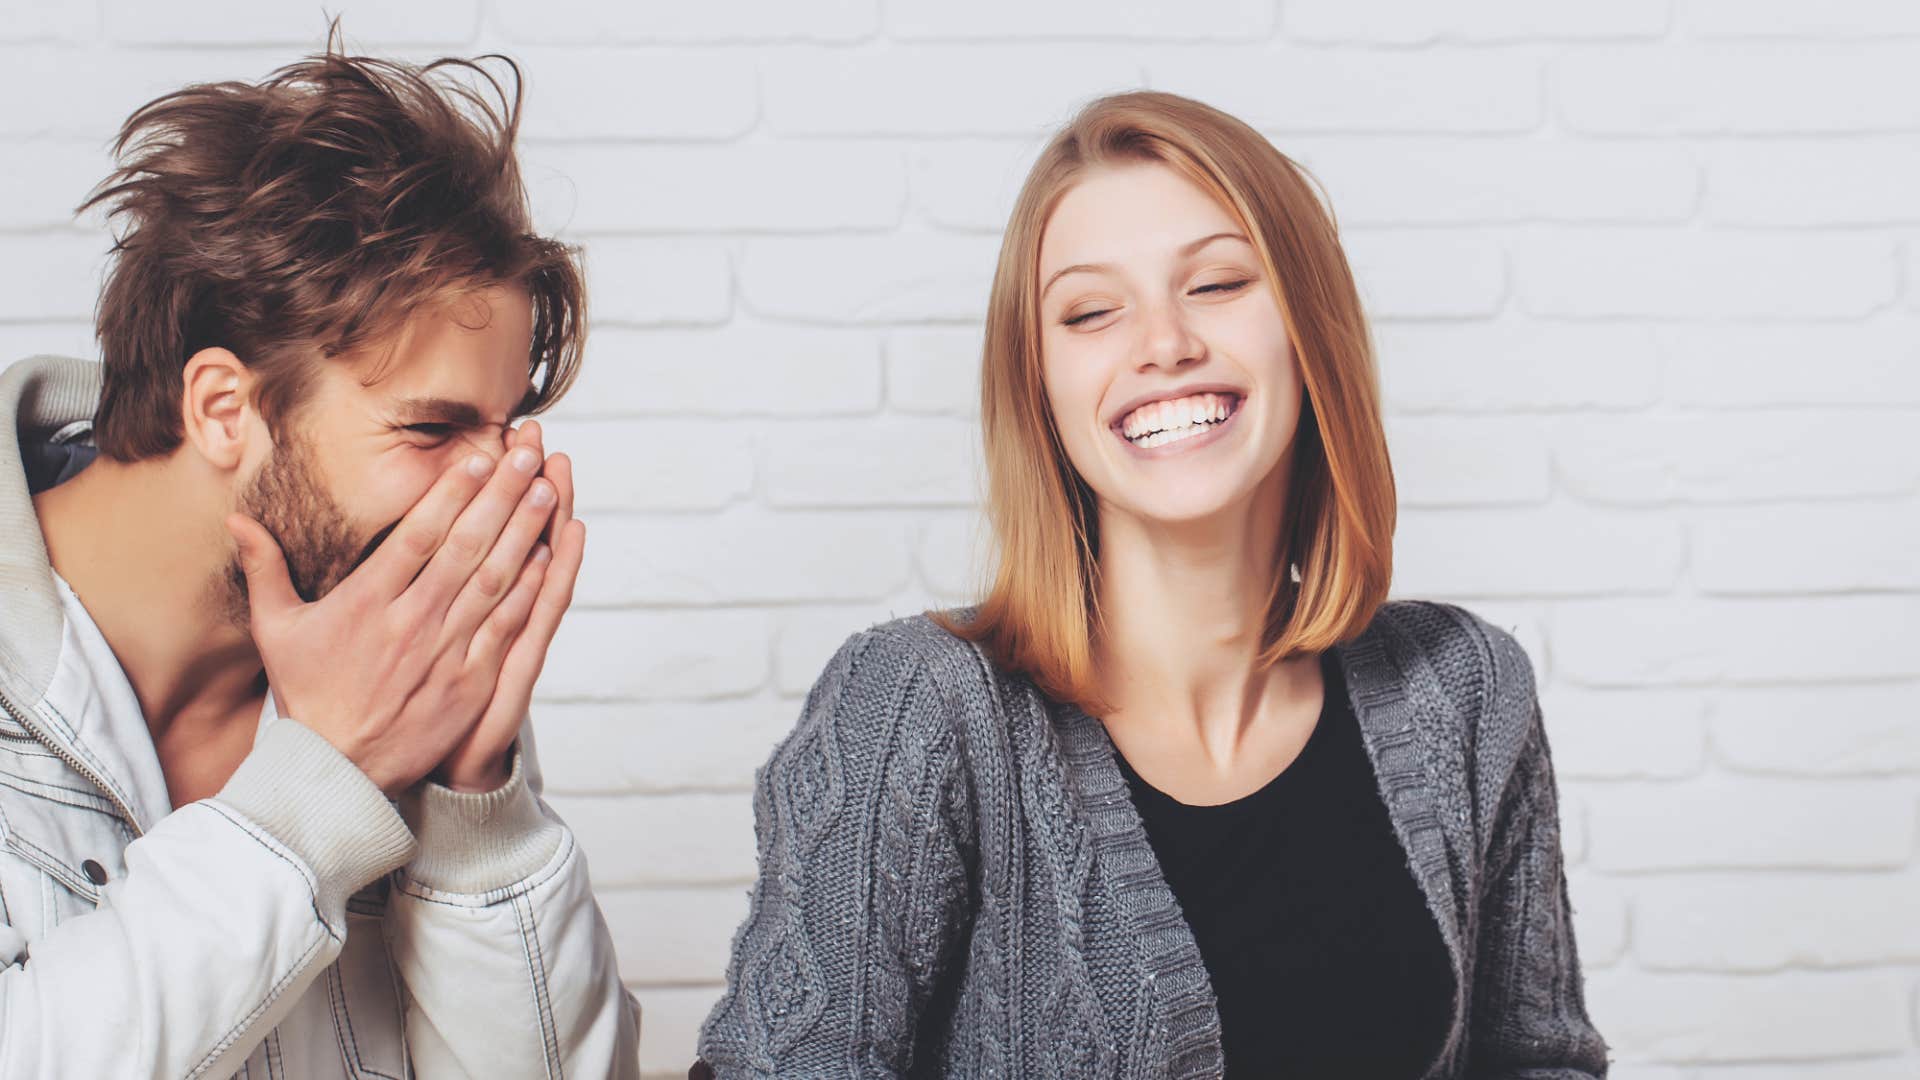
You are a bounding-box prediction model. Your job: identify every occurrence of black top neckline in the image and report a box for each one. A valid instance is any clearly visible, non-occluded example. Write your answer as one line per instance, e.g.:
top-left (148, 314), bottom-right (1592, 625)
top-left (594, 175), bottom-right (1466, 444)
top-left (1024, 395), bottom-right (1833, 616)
top-left (1111, 650), bottom-right (1338, 814)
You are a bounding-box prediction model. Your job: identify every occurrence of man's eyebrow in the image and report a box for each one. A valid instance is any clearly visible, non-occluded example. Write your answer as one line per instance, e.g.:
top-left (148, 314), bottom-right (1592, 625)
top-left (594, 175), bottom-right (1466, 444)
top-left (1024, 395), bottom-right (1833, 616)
top-left (1039, 231), bottom-right (1254, 300)
top-left (391, 397), bottom-right (497, 428)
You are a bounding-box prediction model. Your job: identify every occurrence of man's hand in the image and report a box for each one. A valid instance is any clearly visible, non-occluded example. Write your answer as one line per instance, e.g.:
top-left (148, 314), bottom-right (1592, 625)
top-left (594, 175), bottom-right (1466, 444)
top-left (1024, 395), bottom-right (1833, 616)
top-left (227, 434), bottom-right (564, 796)
top-left (433, 420), bottom-right (586, 792)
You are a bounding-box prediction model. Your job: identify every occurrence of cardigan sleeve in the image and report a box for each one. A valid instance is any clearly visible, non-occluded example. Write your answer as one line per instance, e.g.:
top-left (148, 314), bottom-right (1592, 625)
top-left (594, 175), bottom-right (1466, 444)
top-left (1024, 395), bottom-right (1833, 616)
top-left (1467, 693), bottom-right (1611, 1078)
top-left (697, 629), bottom-right (977, 1078)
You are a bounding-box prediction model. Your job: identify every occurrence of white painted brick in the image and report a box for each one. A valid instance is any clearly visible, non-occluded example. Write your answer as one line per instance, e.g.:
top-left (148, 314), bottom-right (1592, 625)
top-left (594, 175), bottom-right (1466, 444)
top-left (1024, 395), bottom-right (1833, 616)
top-left (1584, 970), bottom-right (1915, 1061)
top-left (1695, 501), bottom-right (1920, 594)
top-left (515, 49), bottom-right (758, 141)
top-left (0, 232), bottom-right (102, 320)
top-left (0, 0), bottom-right (96, 42)
top-left (1708, 139), bottom-right (1920, 226)
top-left (1150, 48), bottom-right (1544, 133)
top-left (1514, 229), bottom-right (1896, 320)
top-left (104, 0), bottom-right (478, 44)
top-left (1582, 776), bottom-right (1917, 871)
top-left (495, 0), bottom-right (877, 43)
top-left (1541, 686), bottom-right (1709, 780)
top-left (907, 139), bottom-right (1042, 232)
top-left (1660, 322), bottom-right (1920, 408)
top-left (579, 509), bottom-right (914, 605)
top-left (1659, 1064), bottom-right (1920, 1080)
top-left (1684, 0), bottom-right (1920, 39)
top-left (0, 142), bottom-right (111, 229)
top-left (1564, 869), bottom-right (1629, 967)
top-left (0, 326), bottom-right (97, 365)
top-left (739, 235), bottom-right (999, 323)
top-left (915, 509), bottom-right (985, 601)
top-left (1554, 596), bottom-right (1920, 686)
top-left (757, 417), bottom-right (980, 507)
top-left (538, 609), bottom-right (770, 701)
top-left (601, 886), bottom-right (748, 986)
top-left (0, 48), bottom-right (308, 138)
top-left (1711, 685), bottom-right (1920, 776)
top-left (889, 0), bottom-right (1273, 41)
top-left (632, 986), bottom-right (725, 1077)
top-left (554, 326), bottom-right (882, 419)
top-left (1377, 322), bottom-right (1661, 414)
top-left (1634, 871), bottom-right (1920, 971)
top-left (1344, 230), bottom-right (1507, 320)
top-left (1556, 44), bottom-right (1920, 134)
top-left (526, 144), bottom-right (906, 232)
top-left (1385, 416), bottom-right (1549, 506)
top-left (1551, 413), bottom-right (1920, 505)
top-left (1395, 505), bottom-right (1683, 597)
top-left (885, 327), bottom-right (982, 415)
top-left (762, 47), bottom-right (1142, 137)
top-left (773, 603), bottom-right (913, 695)
top-left (544, 792), bottom-right (756, 886)
top-left (1286, 0), bottom-right (1669, 44)
top-left (532, 699), bottom-right (793, 795)
top-left (569, 238), bottom-right (731, 326)
top-left (534, 418), bottom-right (754, 512)
top-left (1288, 137), bottom-right (1696, 225)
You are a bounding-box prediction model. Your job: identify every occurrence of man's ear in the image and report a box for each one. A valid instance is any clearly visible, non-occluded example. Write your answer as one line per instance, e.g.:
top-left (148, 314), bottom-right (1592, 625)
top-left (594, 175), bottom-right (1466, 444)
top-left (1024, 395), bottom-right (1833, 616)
top-left (179, 348), bottom-right (261, 471)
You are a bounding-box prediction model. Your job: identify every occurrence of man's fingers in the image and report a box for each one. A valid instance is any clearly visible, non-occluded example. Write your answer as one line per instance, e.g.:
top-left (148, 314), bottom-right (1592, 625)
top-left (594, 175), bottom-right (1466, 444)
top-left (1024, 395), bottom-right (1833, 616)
top-left (225, 513), bottom-right (302, 618)
top-left (496, 517), bottom-right (585, 692)
top-left (466, 542), bottom-right (550, 668)
top-left (542, 452), bottom-right (573, 544)
top-left (441, 476), bottom-right (558, 643)
top-left (404, 444), bottom-right (541, 616)
top-left (350, 451), bottom-right (495, 601)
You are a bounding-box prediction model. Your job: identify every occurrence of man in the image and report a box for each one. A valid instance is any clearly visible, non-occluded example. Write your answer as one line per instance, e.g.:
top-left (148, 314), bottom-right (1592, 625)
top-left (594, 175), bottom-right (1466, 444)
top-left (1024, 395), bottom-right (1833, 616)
top-left (0, 38), bottom-right (639, 1078)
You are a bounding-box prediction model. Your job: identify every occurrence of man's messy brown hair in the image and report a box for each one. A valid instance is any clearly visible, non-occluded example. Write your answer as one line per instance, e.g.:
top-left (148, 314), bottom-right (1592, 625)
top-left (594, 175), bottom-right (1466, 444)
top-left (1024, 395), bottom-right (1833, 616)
top-left (80, 28), bottom-right (584, 461)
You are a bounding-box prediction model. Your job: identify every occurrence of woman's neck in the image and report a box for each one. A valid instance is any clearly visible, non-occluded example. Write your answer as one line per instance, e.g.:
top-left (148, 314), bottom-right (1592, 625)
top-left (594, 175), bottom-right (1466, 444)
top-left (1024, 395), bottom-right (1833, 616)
top-left (1092, 472), bottom-right (1310, 765)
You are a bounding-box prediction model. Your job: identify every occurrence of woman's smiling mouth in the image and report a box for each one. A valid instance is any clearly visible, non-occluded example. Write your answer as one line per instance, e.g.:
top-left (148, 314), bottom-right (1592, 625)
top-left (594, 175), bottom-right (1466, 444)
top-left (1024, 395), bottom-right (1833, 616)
top-left (1114, 390), bottom-right (1243, 451)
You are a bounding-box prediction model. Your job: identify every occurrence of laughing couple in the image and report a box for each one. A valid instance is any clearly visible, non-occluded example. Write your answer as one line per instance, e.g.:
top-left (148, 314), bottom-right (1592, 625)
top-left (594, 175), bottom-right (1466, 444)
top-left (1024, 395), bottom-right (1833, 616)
top-left (0, 39), bottom-right (1607, 1080)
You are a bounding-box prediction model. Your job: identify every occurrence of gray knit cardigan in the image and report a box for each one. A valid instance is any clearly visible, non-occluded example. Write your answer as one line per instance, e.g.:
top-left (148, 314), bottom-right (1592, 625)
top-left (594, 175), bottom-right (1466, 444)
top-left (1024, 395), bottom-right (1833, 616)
top-left (698, 601), bottom-right (1609, 1078)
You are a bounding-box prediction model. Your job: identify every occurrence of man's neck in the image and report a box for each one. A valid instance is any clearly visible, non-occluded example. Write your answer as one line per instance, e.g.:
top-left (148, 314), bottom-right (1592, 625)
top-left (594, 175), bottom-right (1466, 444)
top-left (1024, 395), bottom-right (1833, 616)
top-left (33, 454), bottom-right (265, 741)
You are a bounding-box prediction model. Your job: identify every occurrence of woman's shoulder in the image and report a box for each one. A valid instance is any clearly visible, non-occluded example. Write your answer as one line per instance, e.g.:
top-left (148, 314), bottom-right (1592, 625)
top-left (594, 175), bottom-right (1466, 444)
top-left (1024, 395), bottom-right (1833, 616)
top-left (820, 608), bottom-right (999, 703)
top-left (786, 610), bottom-right (1005, 762)
top-left (1359, 599), bottom-right (1541, 741)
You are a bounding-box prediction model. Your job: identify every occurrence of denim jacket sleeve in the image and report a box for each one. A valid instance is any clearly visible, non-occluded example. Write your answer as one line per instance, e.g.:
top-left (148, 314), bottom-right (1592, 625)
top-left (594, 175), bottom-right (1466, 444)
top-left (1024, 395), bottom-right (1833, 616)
top-left (387, 720), bottom-right (642, 1079)
top-left (0, 717), bottom-right (418, 1078)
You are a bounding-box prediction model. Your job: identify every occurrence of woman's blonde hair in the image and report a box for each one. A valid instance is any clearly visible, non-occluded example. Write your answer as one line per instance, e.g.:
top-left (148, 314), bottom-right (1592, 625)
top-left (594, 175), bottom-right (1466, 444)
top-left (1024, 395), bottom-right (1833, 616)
top-left (938, 90), bottom-right (1396, 711)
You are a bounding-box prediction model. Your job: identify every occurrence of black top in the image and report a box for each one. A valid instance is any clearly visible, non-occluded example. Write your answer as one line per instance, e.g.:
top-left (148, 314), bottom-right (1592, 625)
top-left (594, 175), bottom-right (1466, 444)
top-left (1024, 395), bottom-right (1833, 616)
top-left (1115, 651), bottom-right (1455, 1079)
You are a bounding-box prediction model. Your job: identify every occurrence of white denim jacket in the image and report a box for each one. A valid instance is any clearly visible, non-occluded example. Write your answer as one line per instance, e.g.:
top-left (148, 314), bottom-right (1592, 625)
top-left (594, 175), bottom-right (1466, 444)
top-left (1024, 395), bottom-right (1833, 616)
top-left (0, 356), bottom-right (642, 1078)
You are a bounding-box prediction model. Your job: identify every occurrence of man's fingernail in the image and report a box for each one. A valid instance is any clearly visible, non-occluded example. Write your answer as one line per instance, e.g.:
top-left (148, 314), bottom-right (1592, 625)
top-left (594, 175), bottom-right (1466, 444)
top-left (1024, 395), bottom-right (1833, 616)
top-left (511, 447), bottom-right (539, 473)
top-left (465, 454), bottom-right (492, 478)
top-left (530, 482), bottom-right (555, 508)
top-left (533, 543), bottom-right (551, 564)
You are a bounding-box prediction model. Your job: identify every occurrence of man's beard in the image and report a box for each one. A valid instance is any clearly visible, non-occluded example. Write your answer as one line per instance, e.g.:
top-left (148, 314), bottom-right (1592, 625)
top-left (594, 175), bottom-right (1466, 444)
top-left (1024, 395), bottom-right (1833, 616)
top-left (221, 436), bottom-right (390, 625)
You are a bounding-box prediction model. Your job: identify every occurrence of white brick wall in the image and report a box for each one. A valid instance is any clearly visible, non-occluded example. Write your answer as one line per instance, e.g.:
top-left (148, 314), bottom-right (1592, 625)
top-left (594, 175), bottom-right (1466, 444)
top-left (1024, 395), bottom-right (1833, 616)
top-left (3, 3), bottom-right (1916, 1075)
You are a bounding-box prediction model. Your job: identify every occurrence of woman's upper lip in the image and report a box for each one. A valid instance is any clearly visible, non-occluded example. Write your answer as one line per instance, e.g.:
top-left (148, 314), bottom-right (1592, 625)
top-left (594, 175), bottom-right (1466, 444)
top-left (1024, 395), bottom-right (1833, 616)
top-left (1107, 383), bottom-right (1248, 430)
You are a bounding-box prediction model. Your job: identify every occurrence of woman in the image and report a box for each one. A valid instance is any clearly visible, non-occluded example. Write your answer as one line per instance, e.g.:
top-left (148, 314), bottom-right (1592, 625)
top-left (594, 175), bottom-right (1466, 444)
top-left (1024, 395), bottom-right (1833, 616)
top-left (697, 91), bottom-right (1608, 1079)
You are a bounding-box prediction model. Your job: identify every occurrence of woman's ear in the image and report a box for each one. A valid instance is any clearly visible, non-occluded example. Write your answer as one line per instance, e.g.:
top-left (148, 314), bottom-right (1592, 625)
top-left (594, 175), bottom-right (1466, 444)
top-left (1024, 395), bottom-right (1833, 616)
top-left (179, 348), bottom-right (260, 471)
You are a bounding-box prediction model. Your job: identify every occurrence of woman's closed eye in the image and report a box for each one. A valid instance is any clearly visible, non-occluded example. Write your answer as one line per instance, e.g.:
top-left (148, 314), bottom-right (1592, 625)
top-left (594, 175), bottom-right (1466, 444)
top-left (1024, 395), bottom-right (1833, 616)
top-left (1192, 278), bottom-right (1252, 296)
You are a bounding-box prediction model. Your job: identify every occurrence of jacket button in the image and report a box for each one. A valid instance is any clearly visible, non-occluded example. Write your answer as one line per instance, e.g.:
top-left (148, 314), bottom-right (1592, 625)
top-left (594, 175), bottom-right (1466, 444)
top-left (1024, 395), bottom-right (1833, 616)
top-left (82, 859), bottom-right (108, 885)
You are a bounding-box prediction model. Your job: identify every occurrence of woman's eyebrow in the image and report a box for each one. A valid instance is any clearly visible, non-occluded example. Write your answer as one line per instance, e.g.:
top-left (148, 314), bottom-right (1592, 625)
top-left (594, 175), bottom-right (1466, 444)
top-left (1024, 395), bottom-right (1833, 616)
top-left (1040, 231), bottom-right (1254, 299)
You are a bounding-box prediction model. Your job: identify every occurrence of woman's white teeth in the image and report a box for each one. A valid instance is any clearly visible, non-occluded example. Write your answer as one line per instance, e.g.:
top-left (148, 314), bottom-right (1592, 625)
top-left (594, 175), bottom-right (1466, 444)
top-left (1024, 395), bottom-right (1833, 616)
top-left (1121, 392), bottom-right (1237, 448)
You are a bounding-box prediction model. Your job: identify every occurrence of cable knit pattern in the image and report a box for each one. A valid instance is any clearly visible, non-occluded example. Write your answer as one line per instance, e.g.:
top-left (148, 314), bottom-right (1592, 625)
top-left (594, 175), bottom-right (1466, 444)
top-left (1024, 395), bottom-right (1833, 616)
top-left (698, 600), bottom-right (1609, 1078)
